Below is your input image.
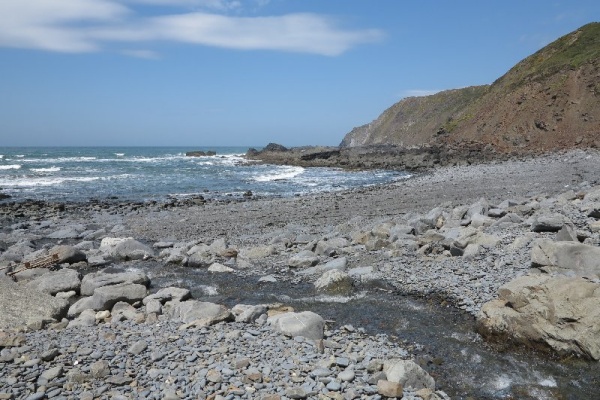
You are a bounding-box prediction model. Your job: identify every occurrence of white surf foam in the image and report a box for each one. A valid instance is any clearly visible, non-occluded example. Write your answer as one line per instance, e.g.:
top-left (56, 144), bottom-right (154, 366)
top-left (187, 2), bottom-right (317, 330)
top-left (15, 155), bottom-right (24, 158)
top-left (0, 164), bottom-right (21, 170)
top-left (0, 176), bottom-right (99, 187)
top-left (254, 166), bottom-right (304, 182)
top-left (31, 166), bottom-right (61, 173)
top-left (115, 153), bottom-right (125, 157)
top-left (538, 377), bottom-right (557, 387)
top-left (0, 155), bottom-right (3, 159)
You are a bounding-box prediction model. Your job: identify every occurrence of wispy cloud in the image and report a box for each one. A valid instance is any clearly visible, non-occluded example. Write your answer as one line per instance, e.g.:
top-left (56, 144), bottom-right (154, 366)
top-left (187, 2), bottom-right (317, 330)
top-left (400, 89), bottom-right (441, 98)
top-left (0, 0), bottom-right (382, 56)
top-left (121, 49), bottom-right (160, 59)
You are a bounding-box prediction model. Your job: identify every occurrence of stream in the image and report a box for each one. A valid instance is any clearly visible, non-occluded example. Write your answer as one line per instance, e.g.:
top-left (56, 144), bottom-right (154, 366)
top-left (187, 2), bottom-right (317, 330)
top-left (124, 262), bottom-right (599, 400)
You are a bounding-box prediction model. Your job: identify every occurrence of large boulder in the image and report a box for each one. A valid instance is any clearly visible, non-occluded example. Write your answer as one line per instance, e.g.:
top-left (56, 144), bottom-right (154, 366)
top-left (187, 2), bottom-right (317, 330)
top-left (531, 239), bottom-right (600, 277)
top-left (49, 245), bottom-right (87, 264)
top-left (68, 283), bottom-right (147, 317)
top-left (530, 214), bottom-right (568, 232)
top-left (268, 311), bottom-right (325, 340)
top-left (100, 237), bottom-right (154, 261)
top-left (477, 274), bottom-right (600, 360)
top-left (80, 270), bottom-right (149, 296)
top-left (0, 280), bottom-right (69, 329)
top-left (383, 359), bottom-right (435, 391)
top-left (166, 300), bottom-right (231, 324)
top-left (143, 287), bottom-right (191, 305)
top-left (288, 250), bottom-right (319, 268)
top-left (26, 268), bottom-right (81, 296)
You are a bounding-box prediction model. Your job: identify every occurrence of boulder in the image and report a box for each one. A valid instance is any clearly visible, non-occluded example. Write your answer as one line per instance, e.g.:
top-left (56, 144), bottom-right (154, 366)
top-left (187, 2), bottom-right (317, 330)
top-left (314, 270), bottom-right (353, 295)
top-left (67, 309), bottom-right (96, 328)
top-left (187, 251), bottom-right (213, 268)
top-left (268, 311), bottom-right (325, 340)
top-left (231, 304), bottom-right (268, 323)
top-left (531, 239), bottom-right (600, 277)
top-left (238, 245), bottom-right (275, 260)
top-left (477, 274), bottom-right (600, 360)
top-left (208, 263), bottom-right (234, 273)
top-left (315, 238), bottom-right (349, 256)
top-left (584, 186), bottom-right (600, 202)
top-left (0, 280), bottom-right (69, 330)
top-left (383, 359), bottom-right (435, 390)
top-left (209, 238), bottom-right (228, 255)
top-left (466, 198), bottom-right (489, 218)
top-left (166, 300), bottom-right (231, 324)
top-left (377, 380), bottom-right (403, 398)
top-left (585, 203), bottom-right (600, 219)
top-left (297, 257), bottom-right (347, 276)
top-left (530, 214), bottom-right (568, 232)
top-left (68, 283), bottom-right (147, 317)
top-left (143, 287), bottom-right (191, 305)
top-left (26, 268), bottom-right (81, 296)
top-left (288, 250), bottom-right (319, 268)
top-left (0, 241), bottom-right (34, 263)
top-left (100, 237), bottom-right (154, 260)
top-left (47, 227), bottom-right (81, 239)
top-left (49, 245), bottom-right (87, 264)
top-left (80, 270), bottom-right (149, 296)
top-left (556, 225), bottom-right (579, 242)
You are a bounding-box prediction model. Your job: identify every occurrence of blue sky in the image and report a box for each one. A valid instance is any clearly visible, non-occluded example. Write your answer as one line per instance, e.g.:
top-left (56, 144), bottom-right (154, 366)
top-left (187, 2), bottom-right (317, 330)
top-left (1, 1), bottom-right (598, 147)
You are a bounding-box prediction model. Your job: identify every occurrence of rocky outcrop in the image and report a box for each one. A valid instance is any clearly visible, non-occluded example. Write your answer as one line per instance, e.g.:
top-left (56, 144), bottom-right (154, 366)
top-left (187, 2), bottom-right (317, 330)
top-left (531, 239), bottom-right (600, 277)
top-left (477, 274), bottom-right (600, 360)
top-left (0, 280), bottom-right (69, 330)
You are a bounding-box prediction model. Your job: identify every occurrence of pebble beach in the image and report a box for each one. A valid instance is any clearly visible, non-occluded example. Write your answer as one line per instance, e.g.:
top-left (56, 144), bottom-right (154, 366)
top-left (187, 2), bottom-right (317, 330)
top-left (2, 149), bottom-right (600, 399)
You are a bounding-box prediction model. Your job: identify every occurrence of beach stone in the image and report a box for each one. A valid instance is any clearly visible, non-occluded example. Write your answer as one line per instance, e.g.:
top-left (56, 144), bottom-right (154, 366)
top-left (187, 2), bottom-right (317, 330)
top-left (239, 245), bottom-right (275, 260)
top-left (208, 262), bottom-right (234, 273)
top-left (143, 287), bottom-right (190, 304)
top-left (377, 380), bottom-right (403, 397)
top-left (167, 300), bottom-right (231, 324)
top-left (556, 224), bottom-right (579, 242)
top-left (209, 238), bottom-right (228, 255)
top-left (314, 270), bottom-right (353, 295)
top-left (585, 203), bottom-right (600, 218)
top-left (477, 274), bottom-right (600, 360)
top-left (112, 301), bottom-right (142, 321)
top-left (40, 365), bottom-right (63, 382)
top-left (0, 280), bottom-right (69, 330)
top-left (26, 268), bottom-right (81, 296)
top-left (315, 238), bottom-right (349, 256)
top-left (90, 360), bottom-right (110, 378)
top-left (268, 311), bottom-right (325, 340)
top-left (67, 309), bottom-right (96, 328)
top-left (288, 250), bottom-right (319, 268)
top-left (531, 239), bottom-right (600, 277)
top-left (466, 198), bottom-right (489, 218)
top-left (258, 275), bottom-right (277, 283)
top-left (531, 214), bottom-right (568, 232)
top-left (383, 359), bottom-right (435, 390)
top-left (231, 304), bottom-right (267, 323)
top-left (100, 237), bottom-right (154, 260)
top-left (128, 340), bottom-right (148, 355)
top-left (285, 387), bottom-right (307, 399)
top-left (80, 270), bottom-right (149, 296)
top-left (145, 299), bottom-right (162, 315)
top-left (187, 251), bottom-right (213, 268)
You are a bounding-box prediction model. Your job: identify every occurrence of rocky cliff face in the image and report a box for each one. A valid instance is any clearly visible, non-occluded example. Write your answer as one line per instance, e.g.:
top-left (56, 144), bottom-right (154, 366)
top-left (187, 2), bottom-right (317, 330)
top-left (341, 23), bottom-right (600, 154)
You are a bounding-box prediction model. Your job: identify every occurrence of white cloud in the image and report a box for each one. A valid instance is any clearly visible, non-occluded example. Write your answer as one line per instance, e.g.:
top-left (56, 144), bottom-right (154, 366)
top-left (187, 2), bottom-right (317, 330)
top-left (0, 0), bottom-right (380, 56)
top-left (0, 0), bottom-right (128, 52)
top-left (121, 49), bottom-right (160, 59)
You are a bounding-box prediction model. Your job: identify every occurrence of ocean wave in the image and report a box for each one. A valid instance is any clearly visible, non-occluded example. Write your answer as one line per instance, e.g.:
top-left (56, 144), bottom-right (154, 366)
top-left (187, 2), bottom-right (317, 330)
top-left (115, 153), bottom-right (125, 157)
top-left (253, 166), bottom-right (304, 182)
top-left (16, 155), bottom-right (24, 158)
top-left (31, 166), bottom-right (61, 173)
top-left (20, 156), bottom-right (98, 163)
top-left (0, 155), bottom-right (3, 159)
top-left (0, 164), bottom-right (22, 170)
top-left (0, 176), bottom-right (100, 187)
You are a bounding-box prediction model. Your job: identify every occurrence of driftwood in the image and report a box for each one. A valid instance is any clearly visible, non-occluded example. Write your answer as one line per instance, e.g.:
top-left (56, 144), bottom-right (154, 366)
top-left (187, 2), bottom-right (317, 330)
top-left (4, 253), bottom-right (60, 282)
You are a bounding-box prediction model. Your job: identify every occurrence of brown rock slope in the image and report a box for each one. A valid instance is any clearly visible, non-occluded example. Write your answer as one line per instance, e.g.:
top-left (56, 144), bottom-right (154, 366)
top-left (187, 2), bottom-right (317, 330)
top-left (341, 22), bottom-right (600, 154)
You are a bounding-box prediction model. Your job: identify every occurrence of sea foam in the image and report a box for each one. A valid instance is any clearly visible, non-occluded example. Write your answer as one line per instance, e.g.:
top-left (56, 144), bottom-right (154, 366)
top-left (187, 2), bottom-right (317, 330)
top-left (254, 166), bottom-right (304, 182)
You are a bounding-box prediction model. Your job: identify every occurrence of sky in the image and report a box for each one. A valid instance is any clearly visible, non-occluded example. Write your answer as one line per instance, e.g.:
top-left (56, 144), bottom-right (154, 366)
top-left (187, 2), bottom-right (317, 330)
top-left (0, 1), bottom-right (599, 147)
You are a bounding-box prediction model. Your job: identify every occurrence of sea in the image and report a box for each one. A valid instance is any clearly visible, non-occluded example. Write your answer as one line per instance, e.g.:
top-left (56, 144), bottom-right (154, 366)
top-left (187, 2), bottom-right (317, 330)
top-left (0, 147), bottom-right (407, 202)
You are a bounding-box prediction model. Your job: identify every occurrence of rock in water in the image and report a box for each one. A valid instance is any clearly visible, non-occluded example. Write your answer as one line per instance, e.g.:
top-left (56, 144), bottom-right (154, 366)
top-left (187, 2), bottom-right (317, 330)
top-left (0, 280), bottom-right (69, 329)
top-left (477, 274), bottom-right (600, 360)
top-left (383, 359), bottom-right (435, 390)
top-left (314, 269), bottom-right (353, 295)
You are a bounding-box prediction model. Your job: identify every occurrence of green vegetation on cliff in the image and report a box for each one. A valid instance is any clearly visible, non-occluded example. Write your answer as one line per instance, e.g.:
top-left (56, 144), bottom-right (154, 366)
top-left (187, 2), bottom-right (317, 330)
top-left (341, 22), bottom-right (600, 152)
